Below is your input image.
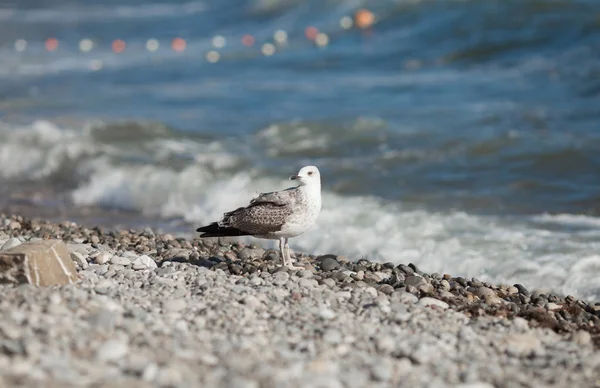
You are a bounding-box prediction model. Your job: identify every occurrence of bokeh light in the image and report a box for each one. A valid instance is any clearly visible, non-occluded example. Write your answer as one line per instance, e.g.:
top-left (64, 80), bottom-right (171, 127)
top-left (172, 37), bottom-right (187, 52)
top-left (305, 26), bottom-right (319, 41)
top-left (45, 38), bottom-right (59, 52)
top-left (112, 39), bottom-right (126, 53)
top-left (241, 34), bottom-right (255, 46)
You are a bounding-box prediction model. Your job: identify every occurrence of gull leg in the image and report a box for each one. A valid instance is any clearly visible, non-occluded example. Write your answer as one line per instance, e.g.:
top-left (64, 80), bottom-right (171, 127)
top-left (284, 238), bottom-right (304, 270)
top-left (279, 237), bottom-right (288, 267)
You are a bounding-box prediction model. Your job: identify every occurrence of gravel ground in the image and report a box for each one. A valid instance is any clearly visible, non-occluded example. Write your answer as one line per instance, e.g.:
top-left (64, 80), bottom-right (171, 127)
top-left (1, 214), bottom-right (599, 388)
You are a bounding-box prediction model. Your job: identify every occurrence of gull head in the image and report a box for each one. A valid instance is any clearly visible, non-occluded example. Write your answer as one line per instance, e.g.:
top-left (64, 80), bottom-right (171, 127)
top-left (289, 165), bottom-right (320, 186)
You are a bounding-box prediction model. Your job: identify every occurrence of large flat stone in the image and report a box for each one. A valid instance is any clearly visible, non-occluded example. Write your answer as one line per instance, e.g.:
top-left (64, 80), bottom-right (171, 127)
top-left (0, 240), bottom-right (78, 286)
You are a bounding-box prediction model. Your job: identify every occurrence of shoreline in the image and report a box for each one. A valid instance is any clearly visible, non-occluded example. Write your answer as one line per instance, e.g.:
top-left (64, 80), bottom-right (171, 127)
top-left (1, 213), bottom-right (599, 387)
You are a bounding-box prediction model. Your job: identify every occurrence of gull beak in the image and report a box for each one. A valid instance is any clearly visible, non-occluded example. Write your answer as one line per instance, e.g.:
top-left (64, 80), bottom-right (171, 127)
top-left (289, 175), bottom-right (298, 180)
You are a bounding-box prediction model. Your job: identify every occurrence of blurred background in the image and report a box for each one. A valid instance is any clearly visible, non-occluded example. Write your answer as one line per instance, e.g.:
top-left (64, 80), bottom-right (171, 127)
top-left (1, 0), bottom-right (600, 299)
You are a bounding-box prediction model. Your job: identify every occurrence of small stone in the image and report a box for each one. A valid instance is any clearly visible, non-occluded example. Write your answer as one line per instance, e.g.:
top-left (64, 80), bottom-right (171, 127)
top-left (514, 284), bottom-right (529, 296)
top-left (90, 235), bottom-right (100, 244)
top-left (96, 340), bottom-right (129, 362)
top-left (507, 286), bottom-right (519, 295)
top-left (378, 284), bottom-right (394, 295)
top-left (88, 308), bottom-right (118, 330)
top-left (162, 299), bottom-right (187, 313)
top-left (571, 330), bottom-right (592, 346)
top-left (297, 270), bottom-right (313, 279)
top-left (474, 286), bottom-right (496, 299)
top-left (418, 297), bottom-right (449, 310)
top-left (371, 359), bottom-right (392, 382)
top-left (321, 278), bottom-right (336, 288)
top-left (364, 287), bottom-right (378, 298)
top-left (299, 278), bottom-right (318, 288)
top-left (8, 221), bottom-right (21, 230)
top-left (95, 279), bottom-right (114, 294)
top-left (241, 295), bottom-right (262, 309)
top-left (323, 329), bottom-right (343, 344)
top-left (95, 251), bottom-right (112, 264)
top-left (405, 275), bottom-right (425, 287)
top-left (319, 256), bottom-right (341, 271)
top-left (397, 264), bottom-right (414, 275)
top-left (273, 271), bottom-right (290, 286)
top-left (484, 295), bottom-right (503, 306)
top-left (546, 302), bottom-right (562, 311)
top-left (391, 290), bottom-right (418, 304)
top-left (505, 333), bottom-right (541, 357)
top-left (319, 308), bottom-right (336, 320)
top-left (110, 256), bottom-right (131, 266)
top-left (70, 251), bottom-right (88, 269)
top-left (1, 238), bottom-right (21, 251)
top-left (418, 283), bottom-right (434, 295)
top-left (439, 280), bottom-right (451, 291)
top-left (132, 255), bottom-right (157, 270)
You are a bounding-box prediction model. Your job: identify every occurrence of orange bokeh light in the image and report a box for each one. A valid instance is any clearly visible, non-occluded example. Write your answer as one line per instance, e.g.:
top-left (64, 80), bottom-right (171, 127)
top-left (45, 37), bottom-right (59, 52)
top-left (355, 9), bottom-right (375, 29)
top-left (305, 26), bottom-right (319, 41)
top-left (172, 37), bottom-right (187, 52)
top-left (241, 34), bottom-right (255, 47)
top-left (112, 39), bottom-right (126, 53)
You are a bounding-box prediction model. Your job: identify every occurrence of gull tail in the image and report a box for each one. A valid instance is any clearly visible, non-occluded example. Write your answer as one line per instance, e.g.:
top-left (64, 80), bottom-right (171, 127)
top-left (196, 222), bottom-right (249, 238)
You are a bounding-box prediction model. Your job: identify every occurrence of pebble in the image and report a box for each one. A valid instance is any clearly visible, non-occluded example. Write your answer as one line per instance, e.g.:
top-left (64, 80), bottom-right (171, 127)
top-left (405, 275), bottom-right (425, 287)
top-left (132, 255), bottom-right (157, 270)
top-left (70, 251), bottom-right (88, 269)
top-left (319, 256), bottom-right (341, 271)
top-left (162, 299), bottom-right (187, 313)
top-left (96, 340), bottom-right (129, 362)
top-left (273, 271), bottom-right (290, 286)
top-left (94, 251), bottom-right (112, 264)
top-left (1, 237), bottom-right (21, 250)
top-left (110, 256), bottom-right (131, 266)
top-left (418, 297), bottom-right (449, 310)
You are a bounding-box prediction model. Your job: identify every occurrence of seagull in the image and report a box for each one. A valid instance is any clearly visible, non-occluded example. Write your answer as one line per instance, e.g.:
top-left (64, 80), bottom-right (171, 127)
top-left (196, 165), bottom-right (322, 270)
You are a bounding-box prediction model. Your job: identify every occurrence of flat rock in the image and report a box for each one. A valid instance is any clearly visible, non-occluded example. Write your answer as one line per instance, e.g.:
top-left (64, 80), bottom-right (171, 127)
top-left (0, 240), bottom-right (78, 286)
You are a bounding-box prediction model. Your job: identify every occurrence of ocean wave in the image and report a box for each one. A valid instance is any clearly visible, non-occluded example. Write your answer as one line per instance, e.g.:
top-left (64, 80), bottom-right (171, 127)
top-left (1, 119), bottom-right (600, 300)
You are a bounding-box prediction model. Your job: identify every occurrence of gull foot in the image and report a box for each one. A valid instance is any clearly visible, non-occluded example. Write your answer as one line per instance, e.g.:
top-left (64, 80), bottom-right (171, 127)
top-left (286, 264), bottom-right (305, 271)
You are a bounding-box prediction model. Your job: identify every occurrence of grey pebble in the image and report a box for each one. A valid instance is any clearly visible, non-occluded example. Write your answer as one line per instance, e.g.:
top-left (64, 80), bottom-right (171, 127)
top-left (110, 256), bottom-right (131, 266)
top-left (70, 251), bottom-right (88, 269)
top-left (273, 271), bottom-right (290, 286)
top-left (298, 278), bottom-right (318, 288)
top-left (319, 256), bottom-right (341, 271)
top-left (405, 275), bottom-right (425, 287)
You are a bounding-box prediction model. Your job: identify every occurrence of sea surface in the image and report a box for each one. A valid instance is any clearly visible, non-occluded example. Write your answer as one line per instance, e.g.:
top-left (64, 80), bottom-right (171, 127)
top-left (1, 0), bottom-right (600, 299)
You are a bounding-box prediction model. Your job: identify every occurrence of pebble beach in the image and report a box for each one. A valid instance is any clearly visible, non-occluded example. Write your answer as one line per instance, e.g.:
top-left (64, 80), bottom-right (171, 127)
top-left (0, 214), bottom-right (599, 388)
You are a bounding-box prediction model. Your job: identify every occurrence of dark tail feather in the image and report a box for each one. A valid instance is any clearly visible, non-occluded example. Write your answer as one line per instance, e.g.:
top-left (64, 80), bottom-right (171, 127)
top-left (196, 222), bottom-right (249, 237)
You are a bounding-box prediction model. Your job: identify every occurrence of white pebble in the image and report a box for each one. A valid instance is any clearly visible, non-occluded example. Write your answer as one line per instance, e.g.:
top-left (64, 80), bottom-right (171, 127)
top-left (96, 340), bottom-right (129, 362)
top-left (418, 297), bottom-right (449, 310)
top-left (132, 255), bottom-right (157, 270)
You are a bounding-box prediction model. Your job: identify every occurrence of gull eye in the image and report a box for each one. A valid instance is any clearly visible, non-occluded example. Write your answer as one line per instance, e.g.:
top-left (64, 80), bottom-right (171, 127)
top-left (308, 171), bottom-right (313, 176)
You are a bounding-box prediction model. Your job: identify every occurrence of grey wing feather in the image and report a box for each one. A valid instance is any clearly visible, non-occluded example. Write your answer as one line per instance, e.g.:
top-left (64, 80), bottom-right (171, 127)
top-left (249, 188), bottom-right (297, 207)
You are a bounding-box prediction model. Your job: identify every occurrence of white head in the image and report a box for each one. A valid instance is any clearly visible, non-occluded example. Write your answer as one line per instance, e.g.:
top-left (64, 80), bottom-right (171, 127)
top-left (289, 165), bottom-right (321, 187)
